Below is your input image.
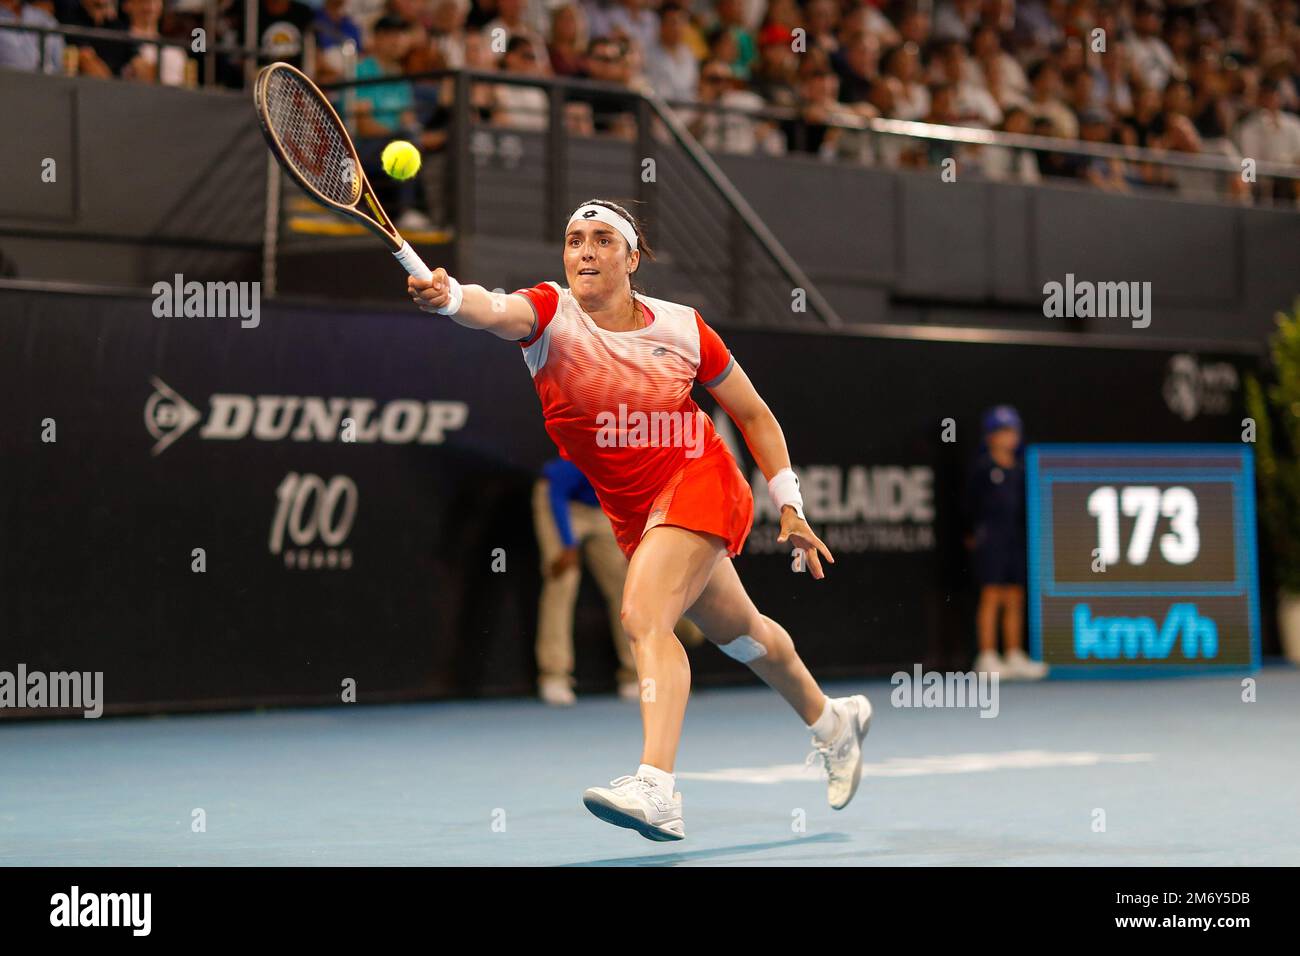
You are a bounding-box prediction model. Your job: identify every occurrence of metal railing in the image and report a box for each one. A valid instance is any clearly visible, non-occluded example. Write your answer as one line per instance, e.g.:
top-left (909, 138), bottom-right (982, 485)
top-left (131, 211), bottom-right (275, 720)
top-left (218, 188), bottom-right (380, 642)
top-left (0, 19), bottom-right (311, 88)
top-left (638, 90), bottom-right (843, 327)
top-left (317, 66), bottom-right (1300, 196)
top-left (292, 67), bottom-right (1298, 321)
top-left (662, 97), bottom-right (1300, 206)
top-left (6, 52), bottom-right (1293, 307)
top-left (1, 22), bottom-right (188, 76)
top-left (310, 68), bottom-right (847, 326)
top-left (7, 16), bottom-right (1296, 198)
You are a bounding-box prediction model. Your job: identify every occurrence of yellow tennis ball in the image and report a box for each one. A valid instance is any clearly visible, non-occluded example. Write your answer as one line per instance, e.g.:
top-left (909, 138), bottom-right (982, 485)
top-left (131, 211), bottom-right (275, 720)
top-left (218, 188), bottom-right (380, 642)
top-left (381, 140), bottom-right (421, 181)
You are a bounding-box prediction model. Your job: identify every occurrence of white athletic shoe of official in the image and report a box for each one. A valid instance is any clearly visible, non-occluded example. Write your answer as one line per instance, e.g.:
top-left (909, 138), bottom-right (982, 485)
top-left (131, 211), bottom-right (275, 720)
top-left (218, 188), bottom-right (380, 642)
top-left (973, 650), bottom-right (1005, 676)
top-left (396, 209), bottom-right (434, 231)
top-left (539, 676), bottom-right (576, 706)
top-left (806, 695), bottom-right (873, 811)
top-left (582, 772), bottom-right (685, 841)
top-left (1002, 648), bottom-right (1049, 681)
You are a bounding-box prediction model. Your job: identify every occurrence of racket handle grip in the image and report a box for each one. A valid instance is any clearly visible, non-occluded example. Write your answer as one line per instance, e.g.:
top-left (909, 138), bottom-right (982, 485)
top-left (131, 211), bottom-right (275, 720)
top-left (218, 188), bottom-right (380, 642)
top-left (393, 241), bottom-right (433, 281)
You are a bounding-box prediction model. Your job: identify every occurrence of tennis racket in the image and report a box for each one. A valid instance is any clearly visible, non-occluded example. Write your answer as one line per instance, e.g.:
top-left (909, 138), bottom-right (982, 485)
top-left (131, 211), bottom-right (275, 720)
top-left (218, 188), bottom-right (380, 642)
top-left (253, 62), bottom-right (432, 281)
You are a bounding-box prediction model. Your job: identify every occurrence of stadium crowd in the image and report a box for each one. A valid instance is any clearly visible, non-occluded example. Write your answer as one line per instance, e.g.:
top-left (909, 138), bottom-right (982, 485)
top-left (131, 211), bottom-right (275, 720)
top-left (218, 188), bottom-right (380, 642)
top-left (2, 0), bottom-right (1299, 199)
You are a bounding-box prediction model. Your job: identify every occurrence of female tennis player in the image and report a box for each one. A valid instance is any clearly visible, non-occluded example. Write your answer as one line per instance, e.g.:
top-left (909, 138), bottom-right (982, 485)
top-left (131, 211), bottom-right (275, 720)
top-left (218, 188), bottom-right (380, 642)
top-left (408, 199), bottom-right (871, 841)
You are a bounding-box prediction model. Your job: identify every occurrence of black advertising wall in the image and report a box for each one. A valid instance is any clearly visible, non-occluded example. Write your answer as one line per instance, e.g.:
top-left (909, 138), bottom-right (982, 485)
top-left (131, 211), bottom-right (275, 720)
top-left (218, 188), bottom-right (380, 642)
top-left (0, 288), bottom-right (1260, 717)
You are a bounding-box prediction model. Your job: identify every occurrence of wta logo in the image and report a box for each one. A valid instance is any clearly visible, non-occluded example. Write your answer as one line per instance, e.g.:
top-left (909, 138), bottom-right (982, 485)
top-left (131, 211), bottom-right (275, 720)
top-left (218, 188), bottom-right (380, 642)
top-left (1073, 603), bottom-right (1219, 660)
top-left (1162, 353), bottom-right (1238, 422)
top-left (144, 377), bottom-right (468, 456)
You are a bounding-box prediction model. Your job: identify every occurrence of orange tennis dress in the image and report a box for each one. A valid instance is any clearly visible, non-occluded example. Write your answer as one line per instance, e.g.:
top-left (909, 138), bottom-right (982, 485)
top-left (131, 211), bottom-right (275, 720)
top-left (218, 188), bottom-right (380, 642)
top-left (515, 281), bottom-right (754, 560)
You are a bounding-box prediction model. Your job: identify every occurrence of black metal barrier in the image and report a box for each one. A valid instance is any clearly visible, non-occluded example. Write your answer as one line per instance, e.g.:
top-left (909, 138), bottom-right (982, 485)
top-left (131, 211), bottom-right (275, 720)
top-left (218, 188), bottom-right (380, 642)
top-left (0, 286), bottom-right (1264, 717)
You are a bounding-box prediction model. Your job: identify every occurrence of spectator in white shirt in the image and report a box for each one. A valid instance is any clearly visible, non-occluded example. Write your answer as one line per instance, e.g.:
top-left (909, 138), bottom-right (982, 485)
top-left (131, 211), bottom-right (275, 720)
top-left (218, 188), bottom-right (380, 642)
top-left (483, 0), bottom-right (550, 71)
top-left (1235, 80), bottom-right (1300, 202)
top-left (603, 0), bottom-right (656, 55)
top-left (645, 2), bottom-right (697, 103)
top-left (0, 0), bottom-right (64, 73)
top-left (1092, 37), bottom-right (1135, 119)
top-left (121, 0), bottom-right (186, 85)
top-left (1162, 112), bottom-right (1250, 203)
top-left (430, 0), bottom-right (469, 69)
top-left (1235, 80), bottom-right (1300, 161)
top-left (494, 34), bottom-right (549, 129)
top-left (548, 2), bottom-right (588, 76)
top-left (979, 106), bottom-right (1042, 182)
top-left (880, 40), bottom-right (930, 120)
top-left (1026, 58), bottom-right (1078, 138)
top-left (933, 39), bottom-right (1002, 127)
top-left (688, 56), bottom-right (781, 154)
top-left (972, 23), bottom-right (1028, 107)
top-left (1128, 1), bottom-right (1182, 92)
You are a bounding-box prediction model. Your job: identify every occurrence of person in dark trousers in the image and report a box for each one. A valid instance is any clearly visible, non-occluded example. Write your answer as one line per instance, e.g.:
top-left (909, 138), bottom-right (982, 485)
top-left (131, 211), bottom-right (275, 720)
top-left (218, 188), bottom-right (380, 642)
top-left (532, 457), bottom-right (638, 706)
top-left (964, 405), bottom-right (1047, 680)
top-left (533, 457), bottom-right (707, 706)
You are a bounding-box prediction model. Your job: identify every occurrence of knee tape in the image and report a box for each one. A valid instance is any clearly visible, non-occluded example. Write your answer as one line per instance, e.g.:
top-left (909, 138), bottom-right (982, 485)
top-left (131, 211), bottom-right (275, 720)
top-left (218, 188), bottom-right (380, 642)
top-left (718, 634), bottom-right (767, 663)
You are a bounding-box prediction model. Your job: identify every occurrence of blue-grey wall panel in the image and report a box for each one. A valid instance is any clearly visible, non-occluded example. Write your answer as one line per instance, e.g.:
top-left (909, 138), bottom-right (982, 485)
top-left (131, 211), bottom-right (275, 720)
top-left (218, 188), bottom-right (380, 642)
top-left (1031, 188), bottom-right (1239, 306)
top-left (989, 182), bottom-right (1036, 304)
top-left (0, 72), bottom-right (75, 220)
top-left (896, 174), bottom-right (990, 299)
top-left (718, 154), bottom-right (897, 284)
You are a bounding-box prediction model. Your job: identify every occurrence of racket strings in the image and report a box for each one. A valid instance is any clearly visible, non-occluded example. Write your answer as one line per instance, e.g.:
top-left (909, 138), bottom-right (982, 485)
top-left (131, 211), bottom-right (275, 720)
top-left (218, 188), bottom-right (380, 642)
top-left (264, 69), bottom-right (359, 205)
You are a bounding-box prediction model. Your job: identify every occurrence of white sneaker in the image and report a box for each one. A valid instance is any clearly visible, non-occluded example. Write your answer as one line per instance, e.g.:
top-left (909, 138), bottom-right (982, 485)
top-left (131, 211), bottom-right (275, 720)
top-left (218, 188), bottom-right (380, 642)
top-left (617, 680), bottom-right (641, 701)
top-left (539, 676), bottom-right (575, 706)
top-left (973, 650), bottom-right (1004, 676)
top-left (582, 772), bottom-right (685, 841)
top-left (1003, 648), bottom-right (1049, 681)
top-left (806, 695), bottom-right (872, 810)
top-left (396, 209), bottom-right (434, 231)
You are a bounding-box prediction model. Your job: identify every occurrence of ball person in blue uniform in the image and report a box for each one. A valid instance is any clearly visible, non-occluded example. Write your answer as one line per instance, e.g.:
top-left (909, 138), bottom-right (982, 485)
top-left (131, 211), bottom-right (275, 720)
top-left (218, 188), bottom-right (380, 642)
top-left (964, 406), bottom-right (1048, 680)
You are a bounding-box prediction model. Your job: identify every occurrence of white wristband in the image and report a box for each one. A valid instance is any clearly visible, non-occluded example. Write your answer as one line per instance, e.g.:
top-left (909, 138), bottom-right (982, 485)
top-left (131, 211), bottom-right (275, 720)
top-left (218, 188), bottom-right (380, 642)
top-left (435, 276), bottom-right (463, 316)
top-left (768, 467), bottom-right (804, 520)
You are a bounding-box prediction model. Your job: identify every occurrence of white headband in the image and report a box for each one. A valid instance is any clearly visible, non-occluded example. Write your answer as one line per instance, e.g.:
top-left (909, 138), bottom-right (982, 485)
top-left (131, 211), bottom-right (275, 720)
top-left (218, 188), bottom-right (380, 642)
top-left (566, 204), bottom-right (638, 251)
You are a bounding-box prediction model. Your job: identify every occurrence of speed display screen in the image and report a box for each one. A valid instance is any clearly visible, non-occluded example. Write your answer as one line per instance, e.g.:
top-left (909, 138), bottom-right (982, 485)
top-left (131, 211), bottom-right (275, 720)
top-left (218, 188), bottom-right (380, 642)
top-left (1026, 445), bottom-right (1260, 676)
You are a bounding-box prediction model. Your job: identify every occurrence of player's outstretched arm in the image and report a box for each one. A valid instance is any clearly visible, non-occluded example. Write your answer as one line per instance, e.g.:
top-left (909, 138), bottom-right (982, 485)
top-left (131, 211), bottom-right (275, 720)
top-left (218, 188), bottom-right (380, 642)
top-left (407, 270), bottom-right (535, 341)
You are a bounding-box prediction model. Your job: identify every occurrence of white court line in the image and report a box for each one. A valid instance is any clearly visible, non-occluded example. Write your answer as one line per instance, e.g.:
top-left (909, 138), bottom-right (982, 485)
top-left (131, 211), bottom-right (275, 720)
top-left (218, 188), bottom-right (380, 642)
top-left (677, 750), bottom-right (1155, 784)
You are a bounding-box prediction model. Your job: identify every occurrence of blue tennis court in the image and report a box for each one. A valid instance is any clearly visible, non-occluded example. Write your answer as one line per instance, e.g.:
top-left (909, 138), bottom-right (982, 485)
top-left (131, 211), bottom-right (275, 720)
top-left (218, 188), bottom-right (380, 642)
top-left (4, 669), bottom-right (1295, 867)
